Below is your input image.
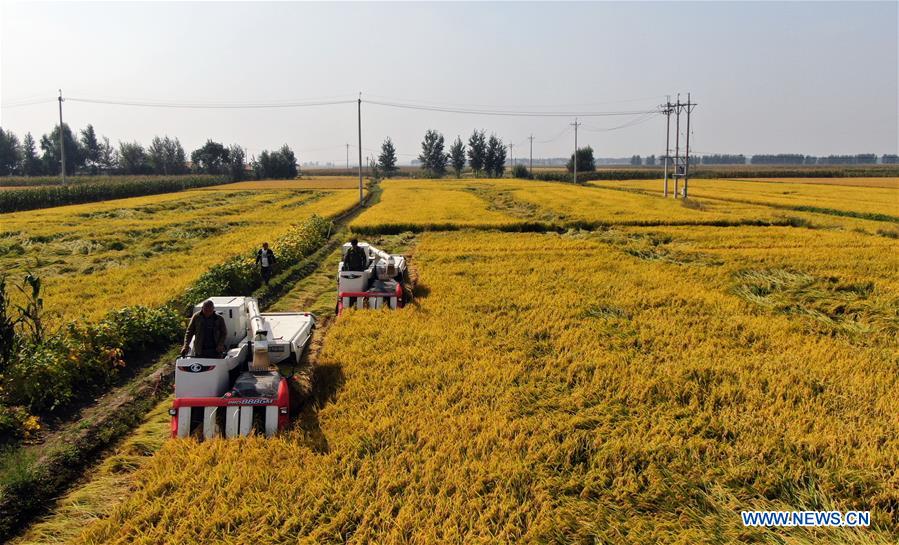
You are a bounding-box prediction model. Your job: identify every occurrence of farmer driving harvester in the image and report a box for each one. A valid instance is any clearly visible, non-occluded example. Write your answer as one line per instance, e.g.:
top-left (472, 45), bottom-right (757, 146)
top-left (343, 238), bottom-right (368, 271)
top-left (181, 300), bottom-right (227, 358)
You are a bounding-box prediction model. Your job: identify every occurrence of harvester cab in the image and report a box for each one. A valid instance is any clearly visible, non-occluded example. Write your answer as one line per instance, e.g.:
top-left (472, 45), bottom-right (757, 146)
top-left (170, 296), bottom-right (314, 439)
top-left (337, 242), bottom-right (408, 313)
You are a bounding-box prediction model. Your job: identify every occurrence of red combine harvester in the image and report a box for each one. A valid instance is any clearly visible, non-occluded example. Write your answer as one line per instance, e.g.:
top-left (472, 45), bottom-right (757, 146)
top-left (170, 296), bottom-right (313, 439)
top-left (337, 242), bottom-right (408, 314)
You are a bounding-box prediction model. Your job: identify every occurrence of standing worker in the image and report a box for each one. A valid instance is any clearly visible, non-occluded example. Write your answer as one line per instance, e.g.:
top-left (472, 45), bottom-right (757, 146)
top-left (181, 300), bottom-right (227, 358)
top-left (256, 242), bottom-right (276, 285)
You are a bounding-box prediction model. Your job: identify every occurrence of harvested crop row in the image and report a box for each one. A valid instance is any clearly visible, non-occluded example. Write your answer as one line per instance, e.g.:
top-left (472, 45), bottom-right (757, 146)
top-left (75, 228), bottom-right (898, 544)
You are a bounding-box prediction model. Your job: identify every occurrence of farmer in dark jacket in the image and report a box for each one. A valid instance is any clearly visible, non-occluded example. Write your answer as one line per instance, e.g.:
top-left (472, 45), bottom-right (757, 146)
top-left (343, 238), bottom-right (368, 271)
top-left (181, 300), bottom-right (227, 358)
top-left (255, 242), bottom-right (276, 285)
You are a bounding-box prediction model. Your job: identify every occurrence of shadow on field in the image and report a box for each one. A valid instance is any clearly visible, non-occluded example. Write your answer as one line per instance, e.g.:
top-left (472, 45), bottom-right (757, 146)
top-left (413, 282), bottom-right (430, 299)
top-left (293, 362), bottom-right (345, 454)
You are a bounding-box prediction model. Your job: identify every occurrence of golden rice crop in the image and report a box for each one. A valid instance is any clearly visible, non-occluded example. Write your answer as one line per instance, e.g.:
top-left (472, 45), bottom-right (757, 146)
top-left (351, 178), bottom-right (885, 234)
top-left (740, 177), bottom-right (899, 189)
top-left (350, 179), bottom-right (521, 232)
top-left (590, 178), bottom-right (899, 219)
top-left (203, 177), bottom-right (363, 191)
top-left (74, 227), bottom-right (898, 544)
top-left (507, 180), bottom-right (791, 224)
top-left (1, 187), bottom-right (361, 322)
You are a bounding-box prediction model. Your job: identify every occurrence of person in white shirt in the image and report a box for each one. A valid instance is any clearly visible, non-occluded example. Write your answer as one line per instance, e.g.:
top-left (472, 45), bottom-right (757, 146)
top-left (255, 242), bottom-right (276, 285)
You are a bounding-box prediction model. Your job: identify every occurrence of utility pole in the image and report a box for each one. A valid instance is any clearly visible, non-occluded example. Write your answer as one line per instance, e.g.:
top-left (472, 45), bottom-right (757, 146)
top-left (357, 94), bottom-right (363, 205)
top-left (684, 92), bottom-right (695, 199)
top-left (570, 118), bottom-right (581, 183)
top-left (662, 97), bottom-right (672, 197)
top-left (528, 134), bottom-right (534, 174)
top-left (58, 89), bottom-right (66, 185)
top-left (674, 94), bottom-right (681, 198)
top-left (509, 143), bottom-right (514, 168)
top-left (346, 143), bottom-right (349, 170)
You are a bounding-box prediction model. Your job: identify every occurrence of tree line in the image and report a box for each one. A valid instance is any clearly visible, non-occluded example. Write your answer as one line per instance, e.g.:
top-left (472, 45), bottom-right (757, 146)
top-left (373, 129), bottom-right (596, 179)
top-left (0, 125), bottom-right (299, 180)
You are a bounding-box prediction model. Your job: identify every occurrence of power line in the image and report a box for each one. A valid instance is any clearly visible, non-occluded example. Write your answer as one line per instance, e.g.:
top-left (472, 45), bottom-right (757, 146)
top-left (65, 97), bottom-right (356, 109)
top-left (363, 93), bottom-right (667, 110)
top-left (363, 98), bottom-right (658, 118)
top-left (535, 126), bottom-right (572, 144)
top-left (580, 111), bottom-right (659, 132)
top-left (1, 98), bottom-right (56, 109)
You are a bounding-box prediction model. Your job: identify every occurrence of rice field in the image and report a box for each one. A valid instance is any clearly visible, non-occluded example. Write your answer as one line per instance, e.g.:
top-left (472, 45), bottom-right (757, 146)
top-left (590, 178), bottom-right (899, 220)
top-left (351, 178), bottom-right (898, 234)
top-left (0, 186), bottom-right (362, 322)
top-left (737, 177), bottom-right (899, 189)
top-left (69, 224), bottom-right (898, 544)
top-left (9, 176), bottom-right (898, 544)
top-left (203, 177), bottom-right (363, 191)
top-left (351, 179), bottom-right (521, 232)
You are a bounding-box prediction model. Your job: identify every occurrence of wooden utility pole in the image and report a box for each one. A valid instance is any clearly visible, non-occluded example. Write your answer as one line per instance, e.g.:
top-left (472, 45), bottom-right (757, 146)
top-left (662, 97), bottom-right (672, 197)
top-left (58, 89), bottom-right (66, 185)
top-left (528, 134), bottom-right (534, 174)
top-left (570, 118), bottom-right (581, 183)
top-left (674, 94), bottom-right (681, 198)
top-left (683, 92), bottom-right (695, 199)
top-left (357, 94), bottom-right (363, 204)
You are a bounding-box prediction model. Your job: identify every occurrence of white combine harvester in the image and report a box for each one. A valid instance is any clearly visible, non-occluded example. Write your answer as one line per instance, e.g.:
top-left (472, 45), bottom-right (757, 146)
top-left (337, 241), bottom-right (408, 314)
top-left (170, 296), bottom-right (314, 439)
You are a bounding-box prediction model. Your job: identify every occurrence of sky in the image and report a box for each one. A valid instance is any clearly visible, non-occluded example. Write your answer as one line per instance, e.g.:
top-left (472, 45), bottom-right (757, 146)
top-left (1, 1), bottom-right (897, 165)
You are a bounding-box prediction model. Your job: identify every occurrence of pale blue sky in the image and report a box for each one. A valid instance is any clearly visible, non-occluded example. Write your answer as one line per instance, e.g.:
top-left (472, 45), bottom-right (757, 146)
top-left (1, 1), bottom-right (896, 164)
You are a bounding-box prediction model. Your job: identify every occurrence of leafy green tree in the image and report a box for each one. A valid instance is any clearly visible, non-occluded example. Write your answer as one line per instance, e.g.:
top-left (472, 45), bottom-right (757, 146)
top-left (484, 134), bottom-right (506, 178)
top-left (277, 144), bottom-right (298, 178)
top-left (378, 137), bottom-right (398, 178)
top-left (0, 128), bottom-right (22, 175)
top-left (40, 124), bottom-right (84, 175)
top-left (511, 164), bottom-right (530, 179)
top-left (117, 141), bottom-right (151, 174)
top-left (227, 145), bottom-right (246, 181)
top-left (368, 156), bottom-right (381, 180)
top-left (418, 130), bottom-right (447, 178)
top-left (191, 140), bottom-right (230, 174)
top-left (80, 124), bottom-right (102, 174)
top-left (630, 155), bottom-right (642, 166)
top-left (645, 155), bottom-right (656, 166)
top-left (449, 136), bottom-right (466, 178)
top-left (467, 130), bottom-right (486, 176)
top-left (98, 136), bottom-right (117, 171)
top-left (567, 146), bottom-right (596, 177)
top-left (253, 145), bottom-right (298, 179)
top-left (148, 136), bottom-right (187, 175)
top-left (21, 133), bottom-right (42, 176)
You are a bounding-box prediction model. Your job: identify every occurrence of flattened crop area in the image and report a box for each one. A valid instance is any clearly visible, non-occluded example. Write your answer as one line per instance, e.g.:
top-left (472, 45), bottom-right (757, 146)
top-left (591, 178), bottom-right (899, 221)
top-left (1, 187), bottom-right (360, 322)
top-left (74, 227), bottom-right (898, 544)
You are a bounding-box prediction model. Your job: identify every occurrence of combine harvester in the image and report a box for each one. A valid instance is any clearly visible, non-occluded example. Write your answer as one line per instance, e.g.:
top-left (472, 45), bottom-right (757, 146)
top-left (337, 241), bottom-right (408, 313)
top-left (170, 296), bottom-right (314, 439)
